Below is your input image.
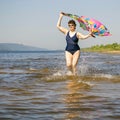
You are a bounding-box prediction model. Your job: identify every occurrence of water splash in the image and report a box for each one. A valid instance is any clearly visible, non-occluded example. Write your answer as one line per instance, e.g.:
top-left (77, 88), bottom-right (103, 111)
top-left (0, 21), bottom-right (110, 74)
top-left (78, 80), bottom-right (95, 87)
top-left (78, 64), bottom-right (90, 75)
top-left (53, 71), bottom-right (65, 76)
top-left (95, 74), bottom-right (113, 79)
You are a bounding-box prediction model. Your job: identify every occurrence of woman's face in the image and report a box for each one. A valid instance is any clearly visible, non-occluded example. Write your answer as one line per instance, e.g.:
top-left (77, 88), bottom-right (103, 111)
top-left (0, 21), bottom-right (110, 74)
top-left (68, 24), bottom-right (76, 31)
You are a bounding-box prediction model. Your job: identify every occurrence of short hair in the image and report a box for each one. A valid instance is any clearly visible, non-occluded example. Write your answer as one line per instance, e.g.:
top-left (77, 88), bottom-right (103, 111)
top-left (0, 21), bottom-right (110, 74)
top-left (68, 19), bottom-right (76, 27)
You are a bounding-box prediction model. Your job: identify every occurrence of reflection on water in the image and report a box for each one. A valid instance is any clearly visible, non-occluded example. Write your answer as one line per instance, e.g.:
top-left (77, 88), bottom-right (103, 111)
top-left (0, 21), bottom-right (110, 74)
top-left (0, 51), bottom-right (120, 120)
top-left (65, 79), bottom-right (89, 119)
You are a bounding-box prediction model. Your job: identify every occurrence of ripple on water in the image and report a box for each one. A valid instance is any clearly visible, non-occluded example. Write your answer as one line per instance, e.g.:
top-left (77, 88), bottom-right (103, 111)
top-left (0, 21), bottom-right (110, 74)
top-left (0, 52), bottom-right (120, 120)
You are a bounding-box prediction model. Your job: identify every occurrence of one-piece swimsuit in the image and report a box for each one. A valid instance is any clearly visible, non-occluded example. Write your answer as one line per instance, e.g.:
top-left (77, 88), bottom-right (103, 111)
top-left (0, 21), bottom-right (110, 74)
top-left (65, 31), bottom-right (80, 55)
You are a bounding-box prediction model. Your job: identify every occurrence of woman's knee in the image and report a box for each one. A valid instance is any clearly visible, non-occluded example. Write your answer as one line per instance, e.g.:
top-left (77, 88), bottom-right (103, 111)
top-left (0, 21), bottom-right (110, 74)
top-left (72, 63), bottom-right (77, 68)
top-left (66, 62), bottom-right (72, 68)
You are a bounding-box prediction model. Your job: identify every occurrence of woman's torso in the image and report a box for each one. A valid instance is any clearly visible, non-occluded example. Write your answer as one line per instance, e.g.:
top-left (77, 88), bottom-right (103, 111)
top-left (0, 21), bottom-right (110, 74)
top-left (65, 31), bottom-right (80, 51)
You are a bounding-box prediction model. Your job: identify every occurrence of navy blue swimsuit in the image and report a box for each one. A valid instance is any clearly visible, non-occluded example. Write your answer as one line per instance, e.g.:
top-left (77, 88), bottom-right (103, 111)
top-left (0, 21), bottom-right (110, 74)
top-left (65, 31), bottom-right (80, 55)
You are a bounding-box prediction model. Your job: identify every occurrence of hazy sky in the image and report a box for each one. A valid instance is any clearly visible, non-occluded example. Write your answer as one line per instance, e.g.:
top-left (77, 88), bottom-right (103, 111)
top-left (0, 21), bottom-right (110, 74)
top-left (0, 0), bottom-right (120, 50)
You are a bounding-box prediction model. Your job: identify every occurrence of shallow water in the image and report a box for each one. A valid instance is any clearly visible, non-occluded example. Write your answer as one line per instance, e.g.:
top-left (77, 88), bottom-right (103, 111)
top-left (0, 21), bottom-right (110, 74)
top-left (0, 51), bottom-right (120, 120)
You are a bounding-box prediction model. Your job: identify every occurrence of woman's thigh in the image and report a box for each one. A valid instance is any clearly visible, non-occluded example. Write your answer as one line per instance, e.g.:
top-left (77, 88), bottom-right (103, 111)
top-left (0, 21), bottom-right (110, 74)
top-left (72, 50), bottom-right (80, 66)
top-left (65, 51), bottom-right (73, 66)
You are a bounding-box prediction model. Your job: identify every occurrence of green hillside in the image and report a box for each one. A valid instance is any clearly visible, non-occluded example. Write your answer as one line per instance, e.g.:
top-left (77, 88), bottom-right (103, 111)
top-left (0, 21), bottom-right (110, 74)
top-left (82, 43), bottom-right (120, 52)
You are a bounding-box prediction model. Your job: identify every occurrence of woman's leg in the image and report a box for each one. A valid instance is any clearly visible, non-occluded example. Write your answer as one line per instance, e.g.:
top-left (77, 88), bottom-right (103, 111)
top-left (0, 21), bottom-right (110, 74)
top-left (72, 50), bottom-right (80, 75)
top-left (65, 51), bottom-right (73, 73)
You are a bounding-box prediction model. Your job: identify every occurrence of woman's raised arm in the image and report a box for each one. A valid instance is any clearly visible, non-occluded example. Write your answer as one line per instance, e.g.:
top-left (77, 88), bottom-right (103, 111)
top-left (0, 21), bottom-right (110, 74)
top-left (57, 12), bottom-right (68, 34)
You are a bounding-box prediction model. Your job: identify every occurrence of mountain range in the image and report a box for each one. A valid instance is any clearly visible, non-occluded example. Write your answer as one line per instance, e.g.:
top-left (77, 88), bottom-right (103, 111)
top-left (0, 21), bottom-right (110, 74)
top-left (0, 43), bottom-right (47, 51)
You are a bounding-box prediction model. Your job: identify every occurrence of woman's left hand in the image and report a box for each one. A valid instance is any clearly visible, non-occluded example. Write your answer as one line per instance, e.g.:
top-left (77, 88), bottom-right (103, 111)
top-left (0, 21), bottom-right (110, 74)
top-left (90, 33), bottom-right (96, 38)
top-left (89, 30), bottom-right (96, 38)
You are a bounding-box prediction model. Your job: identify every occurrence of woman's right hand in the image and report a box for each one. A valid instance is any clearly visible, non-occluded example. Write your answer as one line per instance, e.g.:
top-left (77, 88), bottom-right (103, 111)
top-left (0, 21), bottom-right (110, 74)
top-left (60, 12), bottom-right (64, 17)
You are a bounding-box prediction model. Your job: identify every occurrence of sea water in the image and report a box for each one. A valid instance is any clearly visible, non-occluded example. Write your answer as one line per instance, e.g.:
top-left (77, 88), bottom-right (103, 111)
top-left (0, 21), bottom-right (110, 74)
top-left (0, 51), bottom-right (120, 120)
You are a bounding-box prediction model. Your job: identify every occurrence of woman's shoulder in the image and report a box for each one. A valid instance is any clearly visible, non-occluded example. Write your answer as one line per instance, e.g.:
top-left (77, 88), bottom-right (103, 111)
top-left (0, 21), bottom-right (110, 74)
top-left (65, 30), bottom-right (69, 35)
top-left (76, 31), bottom-right (80, 36)
top-left (76, 31), bottom-right (81, 35)
top-left (76, 32), bottom-right (83, 39)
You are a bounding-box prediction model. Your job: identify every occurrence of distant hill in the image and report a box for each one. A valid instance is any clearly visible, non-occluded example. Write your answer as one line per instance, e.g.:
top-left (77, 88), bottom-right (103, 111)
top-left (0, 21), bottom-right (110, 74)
top-left (82, 43), bottom-right (120, 52)
top-left (0, 43), bottom-right (47, 51)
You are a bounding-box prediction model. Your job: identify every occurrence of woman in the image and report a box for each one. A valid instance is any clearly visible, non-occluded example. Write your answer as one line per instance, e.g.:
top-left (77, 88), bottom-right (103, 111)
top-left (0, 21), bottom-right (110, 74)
top-left (57, 12), bottom-right (92, 75)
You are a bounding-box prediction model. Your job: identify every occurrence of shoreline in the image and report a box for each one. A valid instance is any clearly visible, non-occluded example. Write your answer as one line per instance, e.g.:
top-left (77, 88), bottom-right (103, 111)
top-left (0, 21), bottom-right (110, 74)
top-left (82, 50), bottom-right (120, 54)
top-left (101, 50), bottom-right (120, 54)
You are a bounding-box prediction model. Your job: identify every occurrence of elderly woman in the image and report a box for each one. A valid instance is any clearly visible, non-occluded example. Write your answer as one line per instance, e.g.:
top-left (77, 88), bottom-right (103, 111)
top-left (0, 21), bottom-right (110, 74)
top-left (57, 12), bottom-right (92, 75)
